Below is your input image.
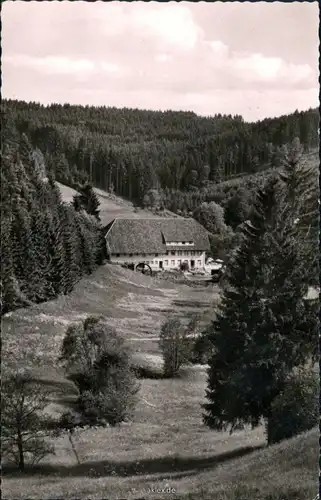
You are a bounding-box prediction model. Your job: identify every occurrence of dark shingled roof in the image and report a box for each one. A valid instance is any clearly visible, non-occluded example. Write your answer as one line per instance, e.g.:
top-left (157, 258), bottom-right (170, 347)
top-left (105, 218), bottom-right (210, 254)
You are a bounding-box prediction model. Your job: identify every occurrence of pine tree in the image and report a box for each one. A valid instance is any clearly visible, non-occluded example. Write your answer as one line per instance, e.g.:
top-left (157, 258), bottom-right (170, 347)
top-left (10, 201), bottom-right (40, 299)
top-left (47, 175), bottom-right (63, 206)
top-left (58, 204), bottom-right (80, 293)
top-left (55, 153), bottom-right (71, 184)
top-left (18, 133), bottom-right (35, 178)
top-left (278, 138), bottom-right (319, 286)
top-left (0, 216), bottom-right (29, 314)
top-left (1, 110), bottom-right (20, 158)
top-left (93, 225), bottom-right (107, 266)
top-left (203, 175), bottom-right (318, 438)
top-left (44, 210), bottom-right (66, 297)
top-left (1, 156), bottom-right (20, 209)
top-left (27, 204), bottom-right (51, 302)
top-left (31, 148), bottom-right (47, 182)
top-left (75, 213), bottom-right (96, 275)
top-left (72, 194), bottom-right (82, 212)
top-left (75, 183), bottom-right (101, 221)
top-left (85, 188), bottom-right (101, 221)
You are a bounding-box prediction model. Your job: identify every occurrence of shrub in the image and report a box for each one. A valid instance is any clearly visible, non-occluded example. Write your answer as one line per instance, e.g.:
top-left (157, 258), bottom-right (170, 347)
top-left (190, 332), bottom-right (213, 364)
top-left (266, 367), bottom-right (319, 445)
top-left (59, 316), bottom-right (140, 426)
top-left (159, 318), bottom-right (194, 377)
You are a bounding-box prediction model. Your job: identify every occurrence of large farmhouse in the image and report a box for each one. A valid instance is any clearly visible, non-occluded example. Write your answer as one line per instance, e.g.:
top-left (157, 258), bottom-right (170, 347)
top-left (104, 218), bottom-right (210, 271)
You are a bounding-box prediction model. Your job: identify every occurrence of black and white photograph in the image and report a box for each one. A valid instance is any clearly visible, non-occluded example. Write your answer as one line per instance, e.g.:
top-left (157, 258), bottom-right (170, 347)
top-left (1, 1), bottom-right (319, 499)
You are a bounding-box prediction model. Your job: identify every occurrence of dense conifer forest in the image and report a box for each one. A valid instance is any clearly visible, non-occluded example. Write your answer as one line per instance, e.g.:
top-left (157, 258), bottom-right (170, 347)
top-left (1, 99), bottom-right (319, 314)
top-left (2, 99), bottom-right (318, 205)
top-left (1, 112), bottom-right (106, 315)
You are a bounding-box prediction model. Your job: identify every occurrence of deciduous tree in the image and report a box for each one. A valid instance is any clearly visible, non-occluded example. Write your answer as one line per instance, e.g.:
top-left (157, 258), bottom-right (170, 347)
top-left (59, 316), bottom-right (140, 426)
top-left (2, 371), bottom-right (59, 471)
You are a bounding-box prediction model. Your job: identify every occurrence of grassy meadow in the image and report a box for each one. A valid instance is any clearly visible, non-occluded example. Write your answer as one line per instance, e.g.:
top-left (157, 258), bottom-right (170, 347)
top-left (2, 181), bottom-right (319, 499)
top-left (5, 378), bottom-right (317, 500)
top-left (2, 262), bottom-right (318, 499)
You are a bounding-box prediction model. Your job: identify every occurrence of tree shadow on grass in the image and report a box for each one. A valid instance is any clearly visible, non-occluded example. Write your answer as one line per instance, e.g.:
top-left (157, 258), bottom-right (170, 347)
top-left (27, 373), bottom-right (79, 397)
top-left (3, 444), bottom-right (264, 480)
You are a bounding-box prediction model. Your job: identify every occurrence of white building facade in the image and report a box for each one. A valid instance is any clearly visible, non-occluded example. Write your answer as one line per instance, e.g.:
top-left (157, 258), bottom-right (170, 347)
top-left (107, 247), bottom-right (206, 270)
top-left (104, 218), bottom-right (210, 271)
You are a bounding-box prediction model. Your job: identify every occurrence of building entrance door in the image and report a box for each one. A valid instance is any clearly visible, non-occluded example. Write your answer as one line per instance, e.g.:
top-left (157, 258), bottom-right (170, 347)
top-left (191, 260), bottom-right (195, 269)
top-left (159, 261), bottom-right (163, 269)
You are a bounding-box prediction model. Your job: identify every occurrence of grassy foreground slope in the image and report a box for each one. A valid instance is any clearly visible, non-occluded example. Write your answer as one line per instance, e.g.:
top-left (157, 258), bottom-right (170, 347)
top-left (180, 427), bottom-right (318, 500)
top-left (2, 262), bottom-right (318, 499)
top-left (3, 418), bottom-right (317, 499)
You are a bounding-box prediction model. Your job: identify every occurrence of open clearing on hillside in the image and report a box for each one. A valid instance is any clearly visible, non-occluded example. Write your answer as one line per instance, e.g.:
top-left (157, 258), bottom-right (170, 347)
top-left (56, 182), bottom-right (179, 226)
top-left (2, 264), bottom-right (318, 499)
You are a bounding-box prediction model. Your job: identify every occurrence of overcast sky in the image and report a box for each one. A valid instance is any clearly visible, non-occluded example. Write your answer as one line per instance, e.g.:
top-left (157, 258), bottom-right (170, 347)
top-left (2, 1), bottom-right (319, 122)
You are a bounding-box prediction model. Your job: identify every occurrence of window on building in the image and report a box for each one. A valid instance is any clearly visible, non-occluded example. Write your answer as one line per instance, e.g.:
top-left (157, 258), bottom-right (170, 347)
top-left (182, 241), bottom-right (186, 244)
top-left (145, 261), bottom-right (149, 264)
top-left (164, 260), bottom-right (169, 265)
top-left (115, 253), bottom-right (120, 257)
top-left (197, 260), bottom-right (201, 266)
top-left (178, 251), bottom-right (182, 256)
top-left (171, 260), bottom-right (175, 266)
top-left (129, 253), bottom-right (133, 257)
top-left (171, 251), bottom-right (175, 255)
top-left (178, 260), bottom-right (181, 265)
top-left (155, 253), bottom-right (159, 257)
top-left (166, 251), bottom-right (169, 255)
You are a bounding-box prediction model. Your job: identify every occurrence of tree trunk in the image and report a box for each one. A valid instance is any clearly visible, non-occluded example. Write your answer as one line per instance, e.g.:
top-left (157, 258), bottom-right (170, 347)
top-left (265, 414), bottom-right (273, 446)
top-left (17, 430), bottom-right (24, 471)
top-left (69, 431), bottom-right (81, 465)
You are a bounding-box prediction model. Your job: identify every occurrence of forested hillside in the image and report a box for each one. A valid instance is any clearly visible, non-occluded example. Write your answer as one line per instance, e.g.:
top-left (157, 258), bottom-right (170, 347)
top-left (1, 101), bottom-right (319, 314)
top-left (2, 99), bottom-right (318, 207)
top-left (1, 114), bottom-right (106, 315)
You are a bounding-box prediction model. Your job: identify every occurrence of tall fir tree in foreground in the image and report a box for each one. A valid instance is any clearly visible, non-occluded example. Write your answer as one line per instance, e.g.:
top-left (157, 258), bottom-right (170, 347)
top-left (203, 149), bottom-right (318, 441)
